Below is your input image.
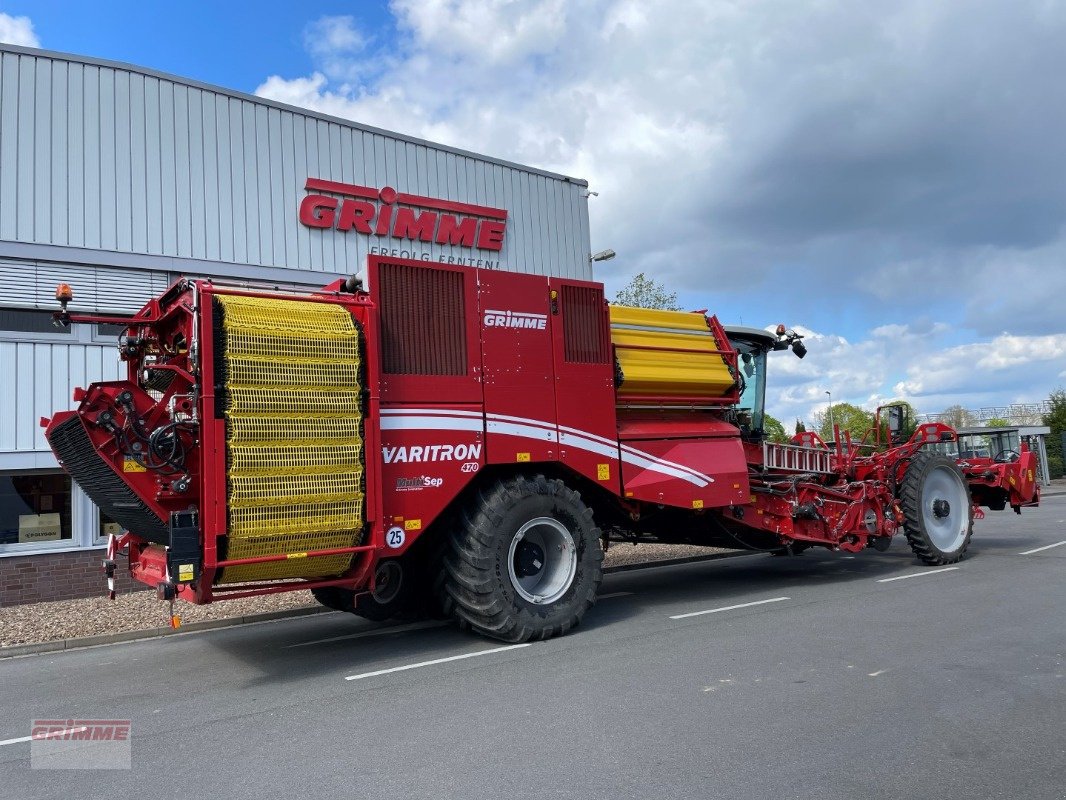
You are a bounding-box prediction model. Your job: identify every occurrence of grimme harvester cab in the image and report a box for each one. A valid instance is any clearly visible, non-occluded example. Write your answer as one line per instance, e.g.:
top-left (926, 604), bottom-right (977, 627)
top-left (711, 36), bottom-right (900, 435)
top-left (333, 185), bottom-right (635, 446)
top-left (43, 258), bottom-right (1039, 642)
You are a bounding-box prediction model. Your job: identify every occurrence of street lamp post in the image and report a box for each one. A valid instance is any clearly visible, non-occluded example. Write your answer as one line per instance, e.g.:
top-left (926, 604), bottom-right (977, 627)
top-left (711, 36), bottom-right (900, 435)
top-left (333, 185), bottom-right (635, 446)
top-left (825, 390), bottom-right (835, 440)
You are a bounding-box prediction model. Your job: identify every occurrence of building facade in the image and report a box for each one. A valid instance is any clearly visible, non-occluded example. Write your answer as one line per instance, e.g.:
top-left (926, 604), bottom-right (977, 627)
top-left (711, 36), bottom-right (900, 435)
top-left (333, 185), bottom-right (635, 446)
top-left (0, 43), bottom-right (592, 605)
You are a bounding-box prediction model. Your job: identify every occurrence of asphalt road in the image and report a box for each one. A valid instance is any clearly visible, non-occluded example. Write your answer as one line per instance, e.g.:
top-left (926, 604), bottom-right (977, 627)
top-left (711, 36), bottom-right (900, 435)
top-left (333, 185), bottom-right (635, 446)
top-left (2, 498), bottom-right (1064, 800)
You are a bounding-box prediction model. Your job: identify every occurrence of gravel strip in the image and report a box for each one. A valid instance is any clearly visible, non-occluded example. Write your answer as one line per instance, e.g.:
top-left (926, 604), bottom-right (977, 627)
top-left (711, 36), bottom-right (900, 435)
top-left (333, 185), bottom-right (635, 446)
top-left (0, 543), bottom-right (738, 648)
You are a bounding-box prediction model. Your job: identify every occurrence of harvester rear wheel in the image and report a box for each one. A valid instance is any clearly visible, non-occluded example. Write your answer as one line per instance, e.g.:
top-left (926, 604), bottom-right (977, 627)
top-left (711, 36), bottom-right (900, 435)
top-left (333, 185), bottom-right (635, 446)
top-left (444, 474), bottom-right (603, 643)
top-left (311, 587), bottom-right (355, 613)
top-left (900, 452), bottom-right (973, 565)
top-left (311, 560), bottom-right (412, 622)
top-left (353, 559), bottom-right (414, 622)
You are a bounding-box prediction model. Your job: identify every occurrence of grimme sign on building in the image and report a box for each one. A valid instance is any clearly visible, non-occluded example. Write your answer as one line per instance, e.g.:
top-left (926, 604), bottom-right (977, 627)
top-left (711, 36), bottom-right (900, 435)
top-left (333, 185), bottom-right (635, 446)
top-left (0, 42), bottom-right (590, 605)
top-left (299, 177), bottom-right (509, 269)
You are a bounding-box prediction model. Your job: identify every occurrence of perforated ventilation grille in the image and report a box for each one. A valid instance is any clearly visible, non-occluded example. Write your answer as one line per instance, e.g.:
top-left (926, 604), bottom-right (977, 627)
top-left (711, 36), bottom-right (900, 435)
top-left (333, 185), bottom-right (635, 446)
top-left (379, 262), bottom-right (467, 375)
top-left (562, 285), bottom-right (609, 364)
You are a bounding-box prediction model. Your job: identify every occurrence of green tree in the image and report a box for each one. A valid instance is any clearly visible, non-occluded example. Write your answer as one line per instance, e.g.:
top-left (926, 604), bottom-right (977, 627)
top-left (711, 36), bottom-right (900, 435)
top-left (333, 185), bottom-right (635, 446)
top-left (763, 413), bottom-right (789, 443)
top-left (1043, 389), bottom-right (1066, 479)
top-left (614, 272), bottom-right (681, 310)
top-left (938, 404), bottom-right (974, 429)
top-left (813, 402), bottom-right (875, 444)
top-left (983, 417), bottom-right (1011, 428)
top-left (795, 418), bottom-right (806, 434)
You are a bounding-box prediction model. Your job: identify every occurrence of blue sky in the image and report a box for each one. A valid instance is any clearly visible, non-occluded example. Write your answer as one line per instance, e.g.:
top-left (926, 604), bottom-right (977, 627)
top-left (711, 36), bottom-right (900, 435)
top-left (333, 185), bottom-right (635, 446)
top-left (3, 1), bottom-right (1065, 427)
top-left (0, 1), bottom-right (393, 93)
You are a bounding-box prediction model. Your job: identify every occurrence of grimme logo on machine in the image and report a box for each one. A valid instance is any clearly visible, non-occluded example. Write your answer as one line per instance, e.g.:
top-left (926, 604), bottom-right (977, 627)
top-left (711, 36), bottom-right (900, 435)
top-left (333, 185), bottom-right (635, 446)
top-left (382, 443), bottom-right (483, 464)
top-left (299, 177), bottom-right (507, 252)
top-left (484, 309), bottom-right (548, 330)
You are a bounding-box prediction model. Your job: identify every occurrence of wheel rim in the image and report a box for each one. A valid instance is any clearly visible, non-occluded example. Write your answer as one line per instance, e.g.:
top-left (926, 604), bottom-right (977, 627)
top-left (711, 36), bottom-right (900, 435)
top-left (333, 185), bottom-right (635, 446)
top-left (922, 465), bottom-right (969, 551)
top-left (507, 517), bottom-right (578, 605)
top-left (372, 561), bottom-right (403, 605)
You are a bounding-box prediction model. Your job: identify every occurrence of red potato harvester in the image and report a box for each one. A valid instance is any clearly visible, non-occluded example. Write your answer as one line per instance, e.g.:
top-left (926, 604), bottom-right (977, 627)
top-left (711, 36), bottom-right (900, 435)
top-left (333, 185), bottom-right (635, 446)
top-left (42, 258), bottom-right (1040, 640)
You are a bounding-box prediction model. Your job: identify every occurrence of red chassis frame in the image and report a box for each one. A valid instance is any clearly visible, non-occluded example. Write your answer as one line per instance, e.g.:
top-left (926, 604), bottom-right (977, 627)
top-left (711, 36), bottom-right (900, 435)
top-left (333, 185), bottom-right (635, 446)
top-left (45, 278), bottom-right (384, 604)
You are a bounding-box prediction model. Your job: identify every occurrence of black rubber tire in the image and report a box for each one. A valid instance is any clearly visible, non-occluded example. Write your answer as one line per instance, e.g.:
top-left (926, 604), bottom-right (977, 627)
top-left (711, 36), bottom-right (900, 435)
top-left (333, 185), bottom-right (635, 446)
top-left (311, 586), bottom-right (355, 613)
top-left (771, 542), bottom-right (812, 556)
top-left (444, 474), bottom-right (603, 643)
top-left (900, 452), bottom-right (973, 565)
top-left (427, 532), bottom-right (464, 624)
top-left (353, 559), bottom-right (412, 622)
top-left (311, 561), bottom-right (411, 622)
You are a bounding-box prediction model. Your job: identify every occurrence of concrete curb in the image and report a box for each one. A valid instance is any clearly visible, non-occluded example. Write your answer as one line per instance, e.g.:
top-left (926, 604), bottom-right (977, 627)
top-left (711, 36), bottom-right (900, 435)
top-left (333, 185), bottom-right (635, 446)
top-left (0, 605), bottom-right (332, 659)
top-left (1, 551), bottom-right (758, 659)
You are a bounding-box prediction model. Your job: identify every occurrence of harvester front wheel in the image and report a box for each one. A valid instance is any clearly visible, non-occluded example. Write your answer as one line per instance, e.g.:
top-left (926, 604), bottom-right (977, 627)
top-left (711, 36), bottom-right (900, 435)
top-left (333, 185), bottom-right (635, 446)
top-left (900, 452), bottom-right (973, 565)
top-left (444, 474), bottom-right (603, 643)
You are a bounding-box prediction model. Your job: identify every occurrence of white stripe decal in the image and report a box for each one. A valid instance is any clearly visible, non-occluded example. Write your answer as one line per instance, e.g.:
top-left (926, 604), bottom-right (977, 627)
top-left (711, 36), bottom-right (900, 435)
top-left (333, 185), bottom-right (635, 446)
top-left (557, 423), bottom-right (621, 449)
top-left (380, 416), bottom-right (484, 432)
top-left (487, 420), bottom-right (559, 442)
top-left (379, 409), bottom-right (713, 487)
top-left (381, 408), bottom-right (483, 418)
top-left (487, 412), bottom-right (558, 431)
top-left (619, 442), bottom-right (715, 484)
top-left (621, 450), bottom-right (708, 487)
top-left (559, 431), bottom-right (622, 460)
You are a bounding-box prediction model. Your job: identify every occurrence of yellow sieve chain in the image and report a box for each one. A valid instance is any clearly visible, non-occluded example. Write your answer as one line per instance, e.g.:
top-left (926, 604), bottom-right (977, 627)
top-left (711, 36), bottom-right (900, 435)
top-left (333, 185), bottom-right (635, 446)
top-left (213, 293), bottom-right (366, 584)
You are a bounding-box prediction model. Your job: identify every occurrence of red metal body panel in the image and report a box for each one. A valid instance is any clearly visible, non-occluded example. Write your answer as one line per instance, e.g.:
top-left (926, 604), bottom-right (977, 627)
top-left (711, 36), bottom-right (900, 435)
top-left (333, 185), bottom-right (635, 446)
top-left (959, 445), bottom-right (1040, 509)
top-left (549, 277), bottom-right (620, 492)
top-left (620, 437), bottom-right (750, 509)
top-left (369, 257), bottom-right (482, 405)
top-left (195, 285), bottom-right (226, 598)
top-left (479, 269), bottom-right (560, 466)
top-left (378, 404), bottom-right (485, 554)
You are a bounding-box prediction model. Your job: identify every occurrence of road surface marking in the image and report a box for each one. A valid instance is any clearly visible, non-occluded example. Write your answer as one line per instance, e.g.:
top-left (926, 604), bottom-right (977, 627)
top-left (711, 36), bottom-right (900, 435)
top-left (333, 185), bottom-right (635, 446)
top-left (345, 643), bottom-right (531, 681)
top-left (1019, 540), bottom-right (1066, 555)
top-left (877, 567), bottom-right (958, 583)
top-left (0, 726), bottom-right (87, 747)
top-left (669, 596), bottom-right (791, 620)
top-left (598, 591), bottom-right (634, 600)
top-left (287, 620), bottom-right (447, 648)
top-left (868, 669), bottom-right (889, 677)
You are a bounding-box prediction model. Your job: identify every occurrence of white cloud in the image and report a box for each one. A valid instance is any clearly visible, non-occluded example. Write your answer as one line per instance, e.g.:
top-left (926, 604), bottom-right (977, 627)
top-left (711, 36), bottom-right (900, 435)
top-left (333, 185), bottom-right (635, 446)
top-left (256, 3), bottom-right (1066, 420)
top-left (392, 0), bottom-right (568, 66)
top-left (302, 16), bottom-right (375, 83)
top-left (765, 325), bottom-right (1066, 426)
top-left (306, 15), bottom-right (365, 55)
top-left (0, 13), bottom-right (39, 47)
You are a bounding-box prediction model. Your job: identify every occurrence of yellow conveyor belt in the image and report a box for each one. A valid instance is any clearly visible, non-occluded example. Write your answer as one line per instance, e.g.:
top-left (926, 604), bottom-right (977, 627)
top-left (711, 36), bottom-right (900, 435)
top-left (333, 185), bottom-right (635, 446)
top-left (214, 294), bottom-right (365, 583)
top-left (609, 305), bottom-right (734, 401)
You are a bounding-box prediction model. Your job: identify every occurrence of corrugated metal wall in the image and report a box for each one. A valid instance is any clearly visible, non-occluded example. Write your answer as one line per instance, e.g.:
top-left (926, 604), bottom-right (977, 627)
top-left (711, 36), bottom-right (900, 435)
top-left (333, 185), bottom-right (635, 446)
top-left (0, 45), bottom-right (593, 475)
top-left (0, 258), bottom-right (171, 312)
top-left (0, 336), bottom-right (122, 454)
top-left (0, 47), bottom-right (592, 286)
